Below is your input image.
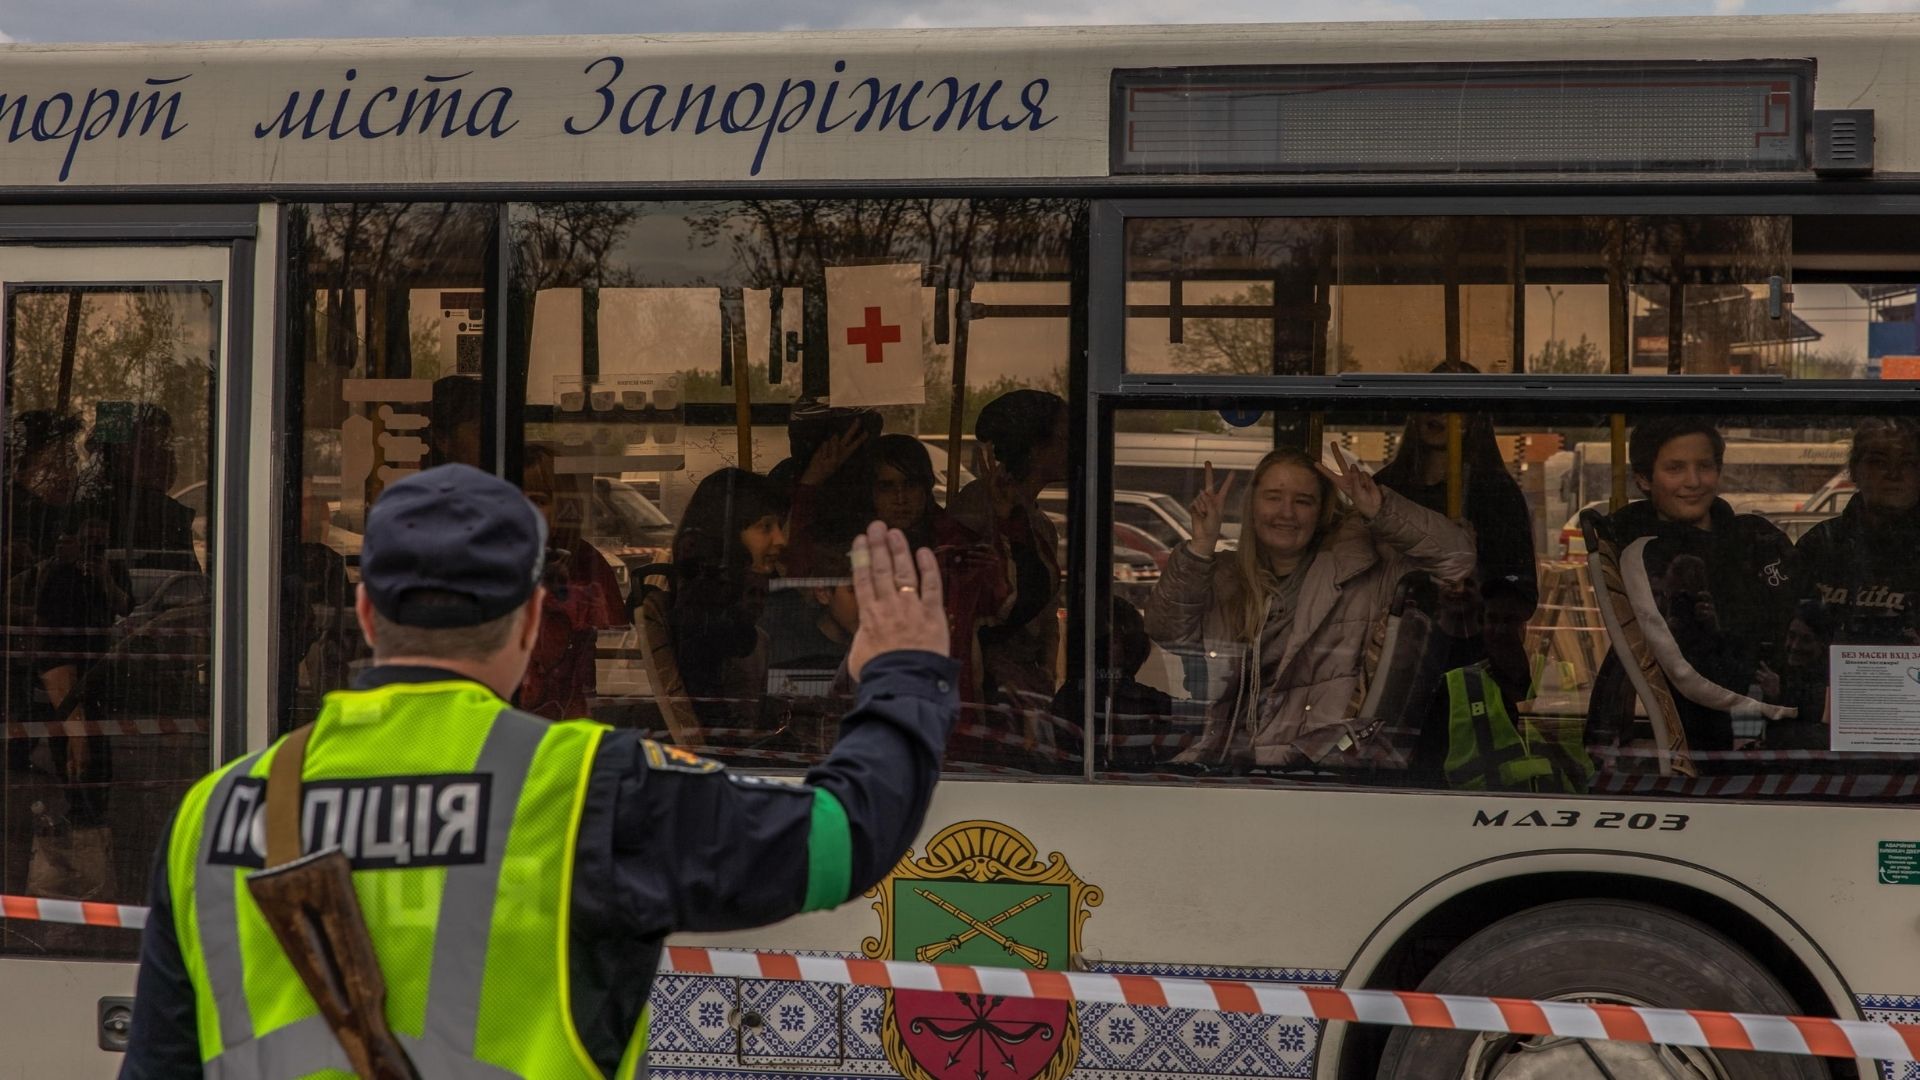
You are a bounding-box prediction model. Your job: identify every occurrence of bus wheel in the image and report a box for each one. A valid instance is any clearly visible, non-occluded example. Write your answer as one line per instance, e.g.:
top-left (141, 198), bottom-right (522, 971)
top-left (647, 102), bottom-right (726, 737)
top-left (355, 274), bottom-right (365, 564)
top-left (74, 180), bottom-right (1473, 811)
top-left (1373, 899), bottom-right (1829, 1080)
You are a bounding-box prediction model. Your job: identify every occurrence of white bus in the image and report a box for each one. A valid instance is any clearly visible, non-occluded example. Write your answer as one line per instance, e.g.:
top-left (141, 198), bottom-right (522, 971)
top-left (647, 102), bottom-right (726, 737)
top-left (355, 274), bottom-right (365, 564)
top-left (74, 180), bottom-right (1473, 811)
top-left (7, 17), bottom-right (1920, 1080)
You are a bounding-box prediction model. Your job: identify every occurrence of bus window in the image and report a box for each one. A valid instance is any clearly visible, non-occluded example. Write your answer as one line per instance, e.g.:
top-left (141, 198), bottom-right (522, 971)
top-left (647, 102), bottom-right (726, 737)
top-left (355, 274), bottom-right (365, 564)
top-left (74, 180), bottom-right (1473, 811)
top-left (3, 284), bottom-right (218, 959)
top-left (1124, 215), bottom-right (1809, 378)
top-left (507, 199), bottom-right (1087, 775)
top-left (279, 203), bottom-right (496, 734)
top-left (1100, 404), bottom-right (1920, 802)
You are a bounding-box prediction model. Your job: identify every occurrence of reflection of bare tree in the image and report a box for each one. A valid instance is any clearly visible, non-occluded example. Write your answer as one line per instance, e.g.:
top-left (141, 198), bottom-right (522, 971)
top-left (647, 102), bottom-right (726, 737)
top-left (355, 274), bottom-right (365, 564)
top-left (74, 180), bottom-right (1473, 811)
top-left (511, 202), bottom-right (644, 291)
top-left (296, 203), bottom-right (494, 384)
top-left (9, 288), bottom-right (213, 484)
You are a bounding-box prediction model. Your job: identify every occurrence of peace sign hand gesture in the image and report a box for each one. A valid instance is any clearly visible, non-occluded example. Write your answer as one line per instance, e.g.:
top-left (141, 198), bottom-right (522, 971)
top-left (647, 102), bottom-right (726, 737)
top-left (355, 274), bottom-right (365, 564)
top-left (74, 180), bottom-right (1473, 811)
top-left (1315, 459), bottom-right (1384, 520)
top-left (1187, 461), bottom-right (1234, 558)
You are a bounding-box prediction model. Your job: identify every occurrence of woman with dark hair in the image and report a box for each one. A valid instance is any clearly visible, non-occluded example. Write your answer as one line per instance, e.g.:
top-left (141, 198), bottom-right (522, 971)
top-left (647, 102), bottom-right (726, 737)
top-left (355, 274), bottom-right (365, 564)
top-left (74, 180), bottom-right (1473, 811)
top-left (951, 390), bottom-right (1071, 707)
top-left (1145, 449), bottom-right (1475, 769)
top-left (1371, 378), bottom-right (1539, 776)
top-left (869, 434), bottom-right (1012, 704)
top-left (670, 467), bottom-right (788, 724)
top-left (1371, 398), bottom-right (1538, 614)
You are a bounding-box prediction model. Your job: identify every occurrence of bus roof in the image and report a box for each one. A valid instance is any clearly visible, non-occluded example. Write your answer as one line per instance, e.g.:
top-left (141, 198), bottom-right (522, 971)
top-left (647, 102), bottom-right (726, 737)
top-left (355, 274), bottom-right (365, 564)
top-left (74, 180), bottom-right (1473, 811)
top-left (3, 15), bottom-right (1918, 191)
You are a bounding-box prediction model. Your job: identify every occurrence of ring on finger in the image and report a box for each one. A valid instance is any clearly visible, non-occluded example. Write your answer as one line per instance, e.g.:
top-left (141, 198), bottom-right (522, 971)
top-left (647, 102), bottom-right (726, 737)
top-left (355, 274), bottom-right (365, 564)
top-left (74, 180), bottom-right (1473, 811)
top-left (898, 584), bottom-right (917, 594)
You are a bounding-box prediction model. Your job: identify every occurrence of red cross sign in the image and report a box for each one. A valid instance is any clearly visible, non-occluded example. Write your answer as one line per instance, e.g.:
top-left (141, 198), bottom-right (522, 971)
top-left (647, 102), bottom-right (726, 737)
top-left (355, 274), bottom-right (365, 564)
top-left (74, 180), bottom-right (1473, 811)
top-left (846, 305), bottom-right (902, 364)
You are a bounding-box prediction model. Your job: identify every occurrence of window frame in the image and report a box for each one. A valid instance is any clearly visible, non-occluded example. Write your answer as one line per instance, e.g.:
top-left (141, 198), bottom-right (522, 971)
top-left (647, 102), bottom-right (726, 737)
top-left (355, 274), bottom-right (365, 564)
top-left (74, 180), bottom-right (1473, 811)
top-left (1081, 196), bottom-right (1920, 793)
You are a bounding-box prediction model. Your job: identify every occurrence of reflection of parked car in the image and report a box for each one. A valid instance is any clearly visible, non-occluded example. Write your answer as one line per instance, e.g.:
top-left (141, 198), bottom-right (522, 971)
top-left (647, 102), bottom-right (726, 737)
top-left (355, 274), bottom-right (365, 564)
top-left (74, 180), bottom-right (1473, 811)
top-left (1037, 488), bottom-right (1194, 552)
top-left (584, 478), bottom-right (675, 599)
top-left (1042, 510), bottom-right (1162, 605)
top-left (1803, 474), bottom-right (1855, 515)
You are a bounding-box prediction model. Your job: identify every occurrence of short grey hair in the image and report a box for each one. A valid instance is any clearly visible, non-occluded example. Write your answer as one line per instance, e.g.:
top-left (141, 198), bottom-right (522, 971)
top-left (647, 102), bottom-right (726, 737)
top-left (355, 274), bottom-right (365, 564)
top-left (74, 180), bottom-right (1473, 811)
top-left (370, 595), bottom-right (522, 662)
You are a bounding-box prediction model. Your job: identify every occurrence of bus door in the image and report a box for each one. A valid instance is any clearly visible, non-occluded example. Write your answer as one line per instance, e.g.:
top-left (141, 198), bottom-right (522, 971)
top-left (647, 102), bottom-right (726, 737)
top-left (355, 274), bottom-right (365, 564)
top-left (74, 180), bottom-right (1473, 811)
top-left (0, 245), bottom-right (236, 1077)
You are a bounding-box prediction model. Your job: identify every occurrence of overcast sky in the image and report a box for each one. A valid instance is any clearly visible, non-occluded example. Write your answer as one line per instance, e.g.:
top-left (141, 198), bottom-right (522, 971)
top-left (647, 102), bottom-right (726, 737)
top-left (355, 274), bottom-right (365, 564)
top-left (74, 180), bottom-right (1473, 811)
top-left (0, 0), bottom-right (1912, 46)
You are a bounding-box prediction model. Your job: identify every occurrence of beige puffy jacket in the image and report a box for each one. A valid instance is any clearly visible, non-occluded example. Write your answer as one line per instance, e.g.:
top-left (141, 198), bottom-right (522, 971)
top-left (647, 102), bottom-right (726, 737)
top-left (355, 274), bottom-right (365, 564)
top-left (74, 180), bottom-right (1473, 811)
top-left (1144, 489), bottom-right (1475, 768)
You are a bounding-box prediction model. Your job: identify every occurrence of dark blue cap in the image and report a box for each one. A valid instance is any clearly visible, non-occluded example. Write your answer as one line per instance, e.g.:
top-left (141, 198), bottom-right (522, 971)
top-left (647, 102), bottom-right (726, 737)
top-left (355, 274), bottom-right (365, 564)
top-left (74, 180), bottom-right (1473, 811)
top-left (361, 464), bottom-right (548, 628)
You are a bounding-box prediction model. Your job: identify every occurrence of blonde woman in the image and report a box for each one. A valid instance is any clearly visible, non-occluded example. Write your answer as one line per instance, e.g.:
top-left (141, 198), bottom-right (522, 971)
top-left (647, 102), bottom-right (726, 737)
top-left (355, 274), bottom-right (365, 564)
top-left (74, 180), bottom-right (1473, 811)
top-left (1144, 448), bottom-right (1475, 769)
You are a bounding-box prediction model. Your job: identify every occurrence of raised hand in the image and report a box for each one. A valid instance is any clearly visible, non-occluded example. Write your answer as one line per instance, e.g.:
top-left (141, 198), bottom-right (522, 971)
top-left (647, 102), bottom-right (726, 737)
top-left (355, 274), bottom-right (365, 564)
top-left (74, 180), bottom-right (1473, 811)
top-left (1315, 458), bottom-right (1383, 520)
top-left (800, 424), bottom-right (869, 487)
top-left (847, 520), bottom-right (950, 680)
top-left (1186, 461), bottom-right (1233, 557)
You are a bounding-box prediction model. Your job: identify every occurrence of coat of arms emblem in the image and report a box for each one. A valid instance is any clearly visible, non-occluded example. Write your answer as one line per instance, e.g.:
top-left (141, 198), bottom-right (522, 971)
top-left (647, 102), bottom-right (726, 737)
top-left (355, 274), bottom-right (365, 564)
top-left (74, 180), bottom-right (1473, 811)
top-left (864, 820), bottom-right (1101, 1080)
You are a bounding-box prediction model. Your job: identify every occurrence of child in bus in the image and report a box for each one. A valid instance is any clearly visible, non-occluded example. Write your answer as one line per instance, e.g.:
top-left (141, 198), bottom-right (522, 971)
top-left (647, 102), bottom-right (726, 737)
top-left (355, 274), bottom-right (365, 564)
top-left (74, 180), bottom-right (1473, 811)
top-left (668, 468), bottom-right (788, 728)
top-left (1144, 448), bottom-right (1475, 770)
top-left (951, 391), bottom-right (1070, 710)
top-left (1586, 417), bottom-right (1796, 752)
top-left (1792, 416), bottom-right (1920, 647)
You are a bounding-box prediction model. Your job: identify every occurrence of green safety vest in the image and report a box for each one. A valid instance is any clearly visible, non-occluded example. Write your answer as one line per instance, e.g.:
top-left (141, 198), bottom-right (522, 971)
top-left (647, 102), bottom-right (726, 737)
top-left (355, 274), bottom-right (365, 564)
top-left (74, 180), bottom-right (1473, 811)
top-left (1443, 666), bottom-right (1594, 794)
top-left (165, 679), bottom-right (647, 1079)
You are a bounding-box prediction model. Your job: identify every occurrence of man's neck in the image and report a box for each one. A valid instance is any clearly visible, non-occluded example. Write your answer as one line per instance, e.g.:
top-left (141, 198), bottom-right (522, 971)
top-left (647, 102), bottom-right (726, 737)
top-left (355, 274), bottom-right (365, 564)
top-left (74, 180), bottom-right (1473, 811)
top-left (373, 654), bottom-right (516, 699)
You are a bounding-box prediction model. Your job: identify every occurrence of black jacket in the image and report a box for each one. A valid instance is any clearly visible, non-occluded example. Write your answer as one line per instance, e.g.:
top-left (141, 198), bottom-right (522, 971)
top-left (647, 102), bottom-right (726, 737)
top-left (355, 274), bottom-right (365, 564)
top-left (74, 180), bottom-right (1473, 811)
top-left (119, 650), bottom-right (959, 1078)
top-left (1586, 498), bottom-right (1795, 751)
top-left (1792, 499), bottom-right (1920, 646)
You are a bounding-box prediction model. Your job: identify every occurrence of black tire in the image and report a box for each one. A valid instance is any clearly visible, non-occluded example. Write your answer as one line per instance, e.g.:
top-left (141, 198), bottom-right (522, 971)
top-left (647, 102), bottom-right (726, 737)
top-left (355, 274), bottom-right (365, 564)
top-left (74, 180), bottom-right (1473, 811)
top-left (1373, 899), bottom-right (1830, 1080)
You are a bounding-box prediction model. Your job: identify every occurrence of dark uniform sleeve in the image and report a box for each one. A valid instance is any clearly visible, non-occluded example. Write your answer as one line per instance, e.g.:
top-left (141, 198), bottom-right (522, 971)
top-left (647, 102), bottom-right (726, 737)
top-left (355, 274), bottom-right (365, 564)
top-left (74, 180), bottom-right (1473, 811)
top-left (581, 647), bottom-right (958, 937)
top-left (567, 649), bottom-right (959, 1072)
top-left (119, 812), bottom-right (202, 1080)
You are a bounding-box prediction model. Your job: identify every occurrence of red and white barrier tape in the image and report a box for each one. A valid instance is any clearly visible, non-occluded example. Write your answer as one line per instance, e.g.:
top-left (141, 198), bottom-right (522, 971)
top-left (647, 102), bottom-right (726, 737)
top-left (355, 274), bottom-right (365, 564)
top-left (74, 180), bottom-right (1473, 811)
top-left (661, 946), bottom-right (1920, 1062)
top-left (6, 893), bottom-right (1914, 1061)
top-left (0, 893), bottom-right (145, 930)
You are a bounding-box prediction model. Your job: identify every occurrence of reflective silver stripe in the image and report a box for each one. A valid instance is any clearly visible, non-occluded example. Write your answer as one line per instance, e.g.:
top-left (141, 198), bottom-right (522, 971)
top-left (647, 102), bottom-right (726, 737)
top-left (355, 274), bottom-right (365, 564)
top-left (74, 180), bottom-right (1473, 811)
top-left (422, 707), bottom-right (549, 1056)
top-left (401, 1034), bottom-right (529, 1078)
top-left (202, 1014), bottom-right (349, 1079)
top-left (203, 1021), bottom-right (528, 1079)
top-left (196, 754), bottom-right (262, 1049)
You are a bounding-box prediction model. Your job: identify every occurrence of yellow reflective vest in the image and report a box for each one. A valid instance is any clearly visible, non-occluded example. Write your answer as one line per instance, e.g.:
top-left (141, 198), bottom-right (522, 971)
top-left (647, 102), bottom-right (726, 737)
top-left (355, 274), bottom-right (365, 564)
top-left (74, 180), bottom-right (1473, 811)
top-left (165, 679), bottom-right (647, 1079)
top-left (1443, 665), bottom-right (1593, 794)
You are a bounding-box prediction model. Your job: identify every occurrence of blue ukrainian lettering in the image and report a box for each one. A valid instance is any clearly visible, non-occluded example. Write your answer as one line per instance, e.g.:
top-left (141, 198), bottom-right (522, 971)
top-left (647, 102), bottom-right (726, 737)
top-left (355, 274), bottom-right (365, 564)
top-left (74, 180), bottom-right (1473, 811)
top-left (564, 55), bottom-right (621, 135)
top-left (556, 56), bottom-right (1059, 177)
top-left (854, 77), bottom-right (927, 132)
top-left (751, 77), bottom-right (816, 175)
top-left (816, 59), bottom-right (855, 134)
top-left (622, 83), bottom-right (670, 135)
top-left (254, 69), bottom-right (514, 142)
top-left (671, 83), bottom-right (722, 133)
top-left (0, 74), bottom-right (188, 183)
top-left (1019, 78), bottom-right (1054, 130)
top-left (719, 83), bottom-right (766, 134)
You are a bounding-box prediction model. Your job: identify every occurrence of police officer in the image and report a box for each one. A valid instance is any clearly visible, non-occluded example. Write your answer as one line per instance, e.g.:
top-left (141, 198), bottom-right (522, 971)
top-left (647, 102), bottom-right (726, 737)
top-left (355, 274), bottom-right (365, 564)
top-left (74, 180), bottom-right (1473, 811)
top-left (120, 464), bottom-right (960, 1078)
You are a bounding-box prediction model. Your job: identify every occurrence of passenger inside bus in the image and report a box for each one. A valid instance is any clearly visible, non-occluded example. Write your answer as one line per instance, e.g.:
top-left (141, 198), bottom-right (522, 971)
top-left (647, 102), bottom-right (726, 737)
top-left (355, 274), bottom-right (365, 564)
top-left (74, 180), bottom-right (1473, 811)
top-left (279, 473), bottom-right (355, 715)
top-left (1792, 416), bottom-right (1920, 647)
top-left (951, 390), bottom-right (1069, 713)
top-left (518, 445), bottom-right (628, 721)
top-left (1371, 378), bottom-right (1540, 778)
top-left (80, 403), bottom-right (196, 572)
top-left (1145, 448), bottom-right (1474, 770)
top-left (763, 543), bottom-right (860, 682)
top-left (427, 373), bottom-right (484, 469)
top-left (1054, 596), bottom-right (1175, 768)
top-left (1585, 417), bottom-right (1797, 753)
top-left (866, 434), bottom-right (1011, 710)
top-left (665, 467), bottom-right (787, 728)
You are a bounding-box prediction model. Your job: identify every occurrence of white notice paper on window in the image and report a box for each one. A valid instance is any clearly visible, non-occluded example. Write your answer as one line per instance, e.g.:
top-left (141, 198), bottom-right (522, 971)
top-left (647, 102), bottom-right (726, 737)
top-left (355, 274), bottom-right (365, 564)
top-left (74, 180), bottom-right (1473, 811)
top-left (1830, 645), bottom-right (1920, 751)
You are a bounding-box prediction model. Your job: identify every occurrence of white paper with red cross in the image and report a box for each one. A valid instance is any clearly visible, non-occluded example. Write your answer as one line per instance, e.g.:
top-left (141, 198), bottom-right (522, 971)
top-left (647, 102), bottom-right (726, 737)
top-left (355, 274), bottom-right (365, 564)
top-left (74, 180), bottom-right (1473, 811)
top-left (827, 264), bottom-right (926, 407)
